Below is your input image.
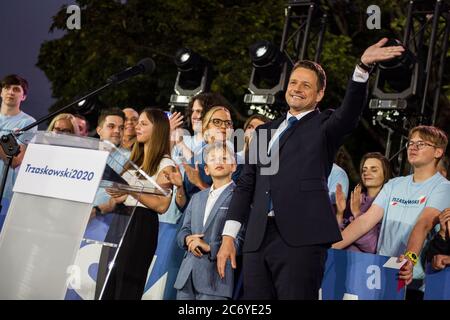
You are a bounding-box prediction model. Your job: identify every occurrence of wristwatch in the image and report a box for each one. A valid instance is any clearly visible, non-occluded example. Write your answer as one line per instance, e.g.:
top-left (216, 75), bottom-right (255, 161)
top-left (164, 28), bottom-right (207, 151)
top-left (404, 251), bottom-right (418, 266)
top-left (357, 60), bottom-right (376, 74)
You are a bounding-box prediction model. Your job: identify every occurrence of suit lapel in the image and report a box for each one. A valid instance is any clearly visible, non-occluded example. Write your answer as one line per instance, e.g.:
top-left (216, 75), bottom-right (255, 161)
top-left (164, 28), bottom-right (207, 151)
top-left (278, 109), bottom-right (319, 151)
top-left (263, 117), bottom-right (284, 157)
top-left (195, 190), bottom-right (209, 232)
top-left (203, 182), bottom-right (235, 232)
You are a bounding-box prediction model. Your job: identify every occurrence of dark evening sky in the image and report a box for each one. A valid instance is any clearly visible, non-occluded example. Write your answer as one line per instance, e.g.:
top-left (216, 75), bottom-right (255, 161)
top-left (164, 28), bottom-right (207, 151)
top-left (0, 0), bottom-right (71, 127)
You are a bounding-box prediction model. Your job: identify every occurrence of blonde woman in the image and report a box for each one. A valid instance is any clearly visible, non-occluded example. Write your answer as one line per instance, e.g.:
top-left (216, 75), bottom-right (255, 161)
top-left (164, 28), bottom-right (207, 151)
top-left (170, 106), bottom-right (242, 210)
top-left (47, 113), bottom-right (80, 135)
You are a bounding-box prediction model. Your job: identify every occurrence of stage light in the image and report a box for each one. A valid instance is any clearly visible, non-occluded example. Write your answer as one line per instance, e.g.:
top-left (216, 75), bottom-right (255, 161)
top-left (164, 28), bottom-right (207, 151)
top-left (370, 39), bottom-right (420, 110)
top-left (74, 97), bottom-right (98, 115)
top-left (244, 40), bottom-right (291, 118)
top-left (170, 48), bottom-right (212, 110)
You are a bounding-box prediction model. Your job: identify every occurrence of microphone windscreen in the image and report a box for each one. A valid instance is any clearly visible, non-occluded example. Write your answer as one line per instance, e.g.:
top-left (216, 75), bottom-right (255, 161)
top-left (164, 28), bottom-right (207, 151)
top-left (138, 58), bottom-right (156, 75)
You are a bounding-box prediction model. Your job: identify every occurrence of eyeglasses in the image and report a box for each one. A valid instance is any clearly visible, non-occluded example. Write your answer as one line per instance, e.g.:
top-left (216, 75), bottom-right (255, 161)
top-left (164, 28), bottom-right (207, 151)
top-left (53, 128), bottom-right (73, 134)
top-left (405, 140), bottom-right (436, 150)
top-left (210, 118), bottom-right (233, 128)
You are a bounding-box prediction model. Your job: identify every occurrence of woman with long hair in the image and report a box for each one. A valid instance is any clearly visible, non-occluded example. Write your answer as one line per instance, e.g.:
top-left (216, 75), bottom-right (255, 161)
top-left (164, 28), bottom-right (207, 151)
top-left (335, 152), bottom-right (392, 253)
top-left (102, 108), bottom-right (175, 299)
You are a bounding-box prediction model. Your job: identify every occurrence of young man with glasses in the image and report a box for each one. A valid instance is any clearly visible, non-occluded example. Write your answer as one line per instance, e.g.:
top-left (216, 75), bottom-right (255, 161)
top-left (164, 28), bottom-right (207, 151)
top-left (333, 125), bottom-right (450, 299)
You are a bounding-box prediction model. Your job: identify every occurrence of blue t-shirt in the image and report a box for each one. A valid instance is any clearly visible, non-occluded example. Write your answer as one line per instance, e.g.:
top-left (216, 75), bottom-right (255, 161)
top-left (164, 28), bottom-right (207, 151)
top-left (0, 111), bottom-right (36, 201)
top-left (374, 172), bottom-right (450, 279)
top-left (327, 163), bottom-right (349, 204)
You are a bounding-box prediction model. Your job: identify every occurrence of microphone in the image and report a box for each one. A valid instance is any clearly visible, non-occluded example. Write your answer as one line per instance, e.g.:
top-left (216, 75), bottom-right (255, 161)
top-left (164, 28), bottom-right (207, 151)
top-left (107, 58), bottom-right (155, 83)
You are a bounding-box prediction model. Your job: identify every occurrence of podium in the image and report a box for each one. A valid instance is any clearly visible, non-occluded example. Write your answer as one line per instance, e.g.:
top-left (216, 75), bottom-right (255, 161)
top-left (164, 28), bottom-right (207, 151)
top-left (0, 131), bottom-right (170, 299)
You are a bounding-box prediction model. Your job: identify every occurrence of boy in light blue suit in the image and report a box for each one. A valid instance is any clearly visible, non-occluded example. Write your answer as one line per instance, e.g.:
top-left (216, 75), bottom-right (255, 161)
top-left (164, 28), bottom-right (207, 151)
top-left (174, 143), bottom-right (244, 300)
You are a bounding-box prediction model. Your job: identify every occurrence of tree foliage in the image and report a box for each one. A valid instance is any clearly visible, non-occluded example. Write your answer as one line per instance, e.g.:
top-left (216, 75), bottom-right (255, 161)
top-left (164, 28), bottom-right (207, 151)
top-left (38, 0), bottom-right (450, 179)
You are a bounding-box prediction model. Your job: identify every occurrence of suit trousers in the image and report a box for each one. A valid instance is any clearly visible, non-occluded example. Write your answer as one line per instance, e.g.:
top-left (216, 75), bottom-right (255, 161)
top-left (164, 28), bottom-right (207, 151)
top-left (176, 273), bottom-right (228, 300)
top-left (243, 217), bottom-right (329, 300)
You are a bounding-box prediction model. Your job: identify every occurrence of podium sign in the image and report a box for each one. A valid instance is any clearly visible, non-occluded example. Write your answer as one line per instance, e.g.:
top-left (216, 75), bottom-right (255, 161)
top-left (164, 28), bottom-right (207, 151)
top-left (13, 144), bottom-right (108, 203)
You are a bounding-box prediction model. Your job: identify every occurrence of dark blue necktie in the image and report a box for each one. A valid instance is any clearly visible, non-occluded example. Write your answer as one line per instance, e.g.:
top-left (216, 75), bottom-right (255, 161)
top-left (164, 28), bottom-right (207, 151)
top-left (282, 116), bottom-right (299, 138)
top-left (268, 116), bottom-right (298, 212)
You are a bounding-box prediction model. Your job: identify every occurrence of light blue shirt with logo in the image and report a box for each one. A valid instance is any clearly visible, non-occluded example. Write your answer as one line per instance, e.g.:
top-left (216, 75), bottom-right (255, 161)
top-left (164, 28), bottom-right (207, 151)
top-left (0, 111), bottom-right (36, 201)
top-left (374, 172), bottom-right (450, 280)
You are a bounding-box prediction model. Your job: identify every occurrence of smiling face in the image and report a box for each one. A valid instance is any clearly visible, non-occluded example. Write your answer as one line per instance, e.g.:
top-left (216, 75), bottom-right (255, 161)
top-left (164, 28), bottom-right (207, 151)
top-left (191, 100), bottom-right (203, 133)
top-left (285, 67), bottom-right (324, 114)
top-left (204, 108), bottom-right (233, 143)
top-left (135, 112), bottom-right (153, 144)
top-left (361, 158), bottom-right (385, 189)
top-left (204, 147), bottom-right (236, 179)
top-left (96, 115), bottom-right (124, 146)
top-left (123, 108), bottom-right (139, 137)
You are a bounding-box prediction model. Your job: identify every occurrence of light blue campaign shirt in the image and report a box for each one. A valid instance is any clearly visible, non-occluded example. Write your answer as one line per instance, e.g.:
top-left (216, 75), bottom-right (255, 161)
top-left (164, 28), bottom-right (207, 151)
top-left (374, 172), bottom-right (450, 280)
top-left (0, 111), bottom-right (36, 201)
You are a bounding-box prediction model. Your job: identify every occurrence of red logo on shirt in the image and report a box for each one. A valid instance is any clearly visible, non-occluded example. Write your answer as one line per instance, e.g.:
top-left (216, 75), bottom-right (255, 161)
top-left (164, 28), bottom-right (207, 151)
top-left (390, 195), bottom-right (427, 206)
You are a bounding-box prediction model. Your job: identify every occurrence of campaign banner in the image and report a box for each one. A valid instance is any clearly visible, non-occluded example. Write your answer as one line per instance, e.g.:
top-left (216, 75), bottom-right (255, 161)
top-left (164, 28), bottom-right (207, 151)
top-left (424, 264), bottom-right (450, 300)
top-left (142, 222), bottom-right (184, 300)
top-left (13, 143), bottom-right (108, 203)
top-left (321, 249), bottom-right (406, 300)
top-left (65, 221), bottom-right (183, 300)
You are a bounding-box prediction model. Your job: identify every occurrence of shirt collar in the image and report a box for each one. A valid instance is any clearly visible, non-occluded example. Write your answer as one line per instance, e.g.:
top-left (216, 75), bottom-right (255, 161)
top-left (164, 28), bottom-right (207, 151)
top-left (286, 109), bottom-right (314, 121)
top-left (209, 181), bottom-right (233, 197)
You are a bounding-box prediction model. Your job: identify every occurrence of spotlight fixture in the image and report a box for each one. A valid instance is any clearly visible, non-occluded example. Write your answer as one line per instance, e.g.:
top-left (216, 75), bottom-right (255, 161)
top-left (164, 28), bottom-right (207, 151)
top-left (74, 96), bottom-right (98, 115)
top-left (170, 48), bottom-right (212, 110)
top-left (369, 39), bottom-right (420, 111)
top-left (244, 40), bottom-right (292, 118)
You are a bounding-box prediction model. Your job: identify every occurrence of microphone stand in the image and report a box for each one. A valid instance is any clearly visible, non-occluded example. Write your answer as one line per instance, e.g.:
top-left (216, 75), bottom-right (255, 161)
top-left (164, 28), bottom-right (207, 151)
top-left (0, 81), bottom-right (115, 212)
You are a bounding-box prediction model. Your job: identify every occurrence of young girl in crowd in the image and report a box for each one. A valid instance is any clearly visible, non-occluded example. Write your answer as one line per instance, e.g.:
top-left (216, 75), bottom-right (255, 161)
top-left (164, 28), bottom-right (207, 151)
top-left (102, 108), bottom-right (175, 299)
top-left (335, 152), bottom-right (391, 253)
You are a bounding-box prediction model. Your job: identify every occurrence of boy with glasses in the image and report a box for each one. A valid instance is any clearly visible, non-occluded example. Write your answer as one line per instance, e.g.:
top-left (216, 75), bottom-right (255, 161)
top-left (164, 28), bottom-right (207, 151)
top-left (333, 125), bottom-right (450, 299)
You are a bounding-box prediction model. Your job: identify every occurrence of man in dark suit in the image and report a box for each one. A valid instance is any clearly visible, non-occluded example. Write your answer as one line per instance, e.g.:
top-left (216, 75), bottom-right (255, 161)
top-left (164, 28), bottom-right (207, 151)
top-left (216, 38), bottom-right (405, 299)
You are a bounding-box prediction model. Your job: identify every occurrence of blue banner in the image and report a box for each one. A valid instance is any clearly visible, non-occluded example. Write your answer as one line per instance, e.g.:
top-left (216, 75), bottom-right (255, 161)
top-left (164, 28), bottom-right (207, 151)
top-left (424, 264), bottom-right (450, 300)
top-left (142, 222), bottom-right (184, 300)
top-left (65, 220), bottom-right (183, 300)
top-left (321, 249), bottom-right (406, 300)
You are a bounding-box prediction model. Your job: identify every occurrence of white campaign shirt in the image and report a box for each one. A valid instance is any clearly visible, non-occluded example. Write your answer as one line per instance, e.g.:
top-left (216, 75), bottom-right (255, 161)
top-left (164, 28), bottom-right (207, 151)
top-left (222, 66), bottom-right (370, 239)
top-left (203, 181), bottom-right (233, 226)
